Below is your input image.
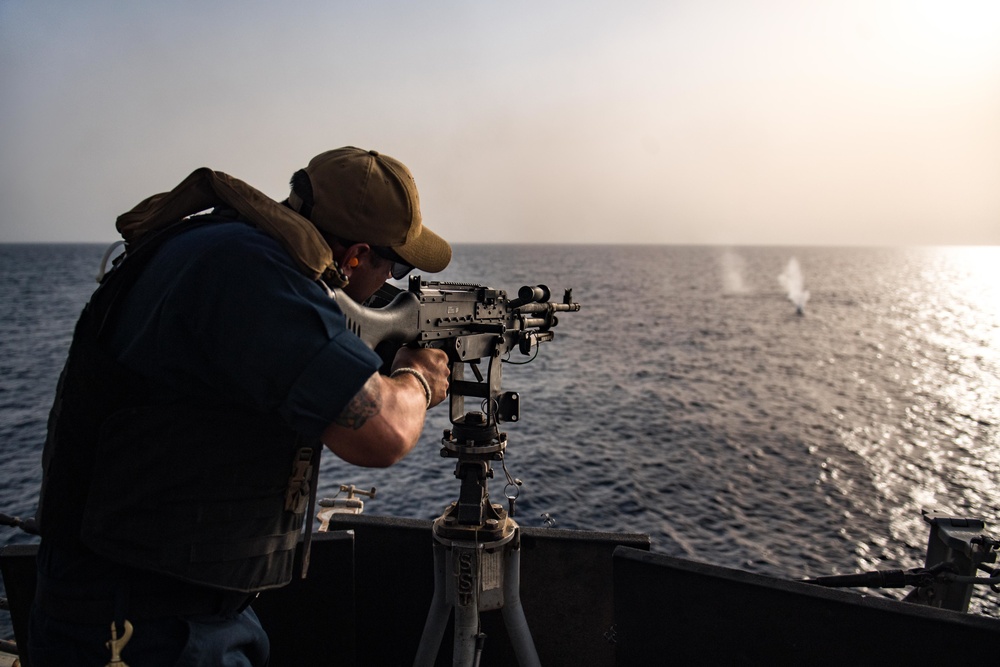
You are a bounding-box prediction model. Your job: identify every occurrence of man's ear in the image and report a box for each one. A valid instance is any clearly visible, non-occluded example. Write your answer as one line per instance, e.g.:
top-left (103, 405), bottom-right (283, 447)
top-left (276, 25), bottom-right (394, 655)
top-left (341, 243), bottom-right (371, 274)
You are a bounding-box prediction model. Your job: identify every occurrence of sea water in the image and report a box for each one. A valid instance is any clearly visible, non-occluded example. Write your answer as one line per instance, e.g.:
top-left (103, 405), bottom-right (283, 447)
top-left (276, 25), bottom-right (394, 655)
top-left (2, 243), bottom-right (998, 639)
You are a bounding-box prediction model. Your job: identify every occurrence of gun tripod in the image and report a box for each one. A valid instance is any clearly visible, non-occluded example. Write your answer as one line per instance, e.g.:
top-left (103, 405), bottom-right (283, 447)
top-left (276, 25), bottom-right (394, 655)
top-left (414, 412), bottom-right (541, 667)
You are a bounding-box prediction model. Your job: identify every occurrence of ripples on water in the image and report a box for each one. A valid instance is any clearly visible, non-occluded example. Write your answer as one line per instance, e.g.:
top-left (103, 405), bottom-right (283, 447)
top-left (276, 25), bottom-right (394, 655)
top-left (1, 243), bottom-right (998, 627)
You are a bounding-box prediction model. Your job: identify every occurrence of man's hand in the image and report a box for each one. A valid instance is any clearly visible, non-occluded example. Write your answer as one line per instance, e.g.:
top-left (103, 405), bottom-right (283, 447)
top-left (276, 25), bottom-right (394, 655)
top-left (390, 346), bottom-right (450, 408)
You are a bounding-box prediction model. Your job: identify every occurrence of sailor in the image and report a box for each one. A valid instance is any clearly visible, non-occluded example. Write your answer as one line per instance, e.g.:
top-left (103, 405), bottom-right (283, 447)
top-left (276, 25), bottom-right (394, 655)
top-left (29, 147), bottom-right (452, 665)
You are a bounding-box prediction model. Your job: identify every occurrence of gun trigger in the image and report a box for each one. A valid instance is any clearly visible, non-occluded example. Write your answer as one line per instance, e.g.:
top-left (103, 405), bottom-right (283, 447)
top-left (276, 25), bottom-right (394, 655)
top-left (470, 360), bottom-right (485, 383)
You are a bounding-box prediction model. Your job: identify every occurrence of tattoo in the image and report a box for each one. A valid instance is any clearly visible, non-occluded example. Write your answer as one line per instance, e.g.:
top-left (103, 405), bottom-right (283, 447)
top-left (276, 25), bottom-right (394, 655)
top-left (335, 374), bottom-right (383, 430)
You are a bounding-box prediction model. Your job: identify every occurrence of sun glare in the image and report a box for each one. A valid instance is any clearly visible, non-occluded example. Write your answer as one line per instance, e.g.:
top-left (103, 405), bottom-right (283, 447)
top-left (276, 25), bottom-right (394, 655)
top-left (910, 0), bottom-right (1000, 67)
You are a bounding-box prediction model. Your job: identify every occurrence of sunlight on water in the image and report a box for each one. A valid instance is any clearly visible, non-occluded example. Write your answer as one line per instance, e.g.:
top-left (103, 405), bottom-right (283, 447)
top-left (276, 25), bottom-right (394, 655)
top-left (837, 247), bottom-right (1000, 573)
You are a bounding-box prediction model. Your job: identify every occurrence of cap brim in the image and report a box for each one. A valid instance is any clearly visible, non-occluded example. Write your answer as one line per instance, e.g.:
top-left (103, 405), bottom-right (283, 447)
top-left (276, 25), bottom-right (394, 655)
top-left (393, 224), bottom-right (451, 273)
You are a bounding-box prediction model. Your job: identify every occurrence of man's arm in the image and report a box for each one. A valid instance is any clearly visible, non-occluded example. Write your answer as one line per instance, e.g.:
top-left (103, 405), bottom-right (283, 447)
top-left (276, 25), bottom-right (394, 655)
top-left (321, 346), bottom-right (449, 467)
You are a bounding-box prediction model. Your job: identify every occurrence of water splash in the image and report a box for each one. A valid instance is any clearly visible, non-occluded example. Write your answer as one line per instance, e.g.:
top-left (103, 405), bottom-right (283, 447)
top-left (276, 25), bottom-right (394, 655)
top-left (720, 250), bottom-right (748, 294)
top-left (778, 257), bottom-right (810, 315)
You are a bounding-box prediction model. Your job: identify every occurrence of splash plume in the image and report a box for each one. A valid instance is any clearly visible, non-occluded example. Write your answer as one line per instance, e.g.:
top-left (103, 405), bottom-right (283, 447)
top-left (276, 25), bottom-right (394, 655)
top-left (778, 257), bottom-right (810, 315)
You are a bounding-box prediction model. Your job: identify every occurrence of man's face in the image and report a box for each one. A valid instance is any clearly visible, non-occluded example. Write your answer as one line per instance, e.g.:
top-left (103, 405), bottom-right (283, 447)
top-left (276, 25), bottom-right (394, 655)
top-left (344, 251), bottom-right (394, 303)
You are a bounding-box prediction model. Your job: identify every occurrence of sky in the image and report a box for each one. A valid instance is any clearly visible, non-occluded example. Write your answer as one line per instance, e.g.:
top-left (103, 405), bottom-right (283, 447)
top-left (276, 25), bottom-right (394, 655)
top-left (2, 0), bottom-right (999, 246)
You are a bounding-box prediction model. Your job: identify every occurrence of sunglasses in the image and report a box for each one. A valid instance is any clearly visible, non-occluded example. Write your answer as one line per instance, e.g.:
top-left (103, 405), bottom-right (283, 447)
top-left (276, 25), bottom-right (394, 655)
top-left (371, 246), bottom-right (414, 280)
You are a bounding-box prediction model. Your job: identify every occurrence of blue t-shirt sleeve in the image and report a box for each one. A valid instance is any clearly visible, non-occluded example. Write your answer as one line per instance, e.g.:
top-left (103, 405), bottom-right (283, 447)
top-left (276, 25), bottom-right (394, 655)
top-left (113, 223), bottom-right (383, 439)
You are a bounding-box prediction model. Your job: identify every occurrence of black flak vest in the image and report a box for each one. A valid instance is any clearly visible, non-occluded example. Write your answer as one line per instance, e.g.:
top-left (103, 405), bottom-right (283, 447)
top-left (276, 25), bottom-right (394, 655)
top-left (37, 221), bottom-right (318, 593)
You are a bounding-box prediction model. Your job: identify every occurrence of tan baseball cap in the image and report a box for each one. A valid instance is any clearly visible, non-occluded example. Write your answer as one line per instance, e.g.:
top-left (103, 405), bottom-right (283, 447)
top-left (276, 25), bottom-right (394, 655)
top-left (288, 147), bottom-right (451, 273)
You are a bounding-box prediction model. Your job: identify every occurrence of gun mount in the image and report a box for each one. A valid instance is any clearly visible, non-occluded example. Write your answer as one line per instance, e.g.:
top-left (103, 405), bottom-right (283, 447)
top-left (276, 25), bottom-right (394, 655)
top-left (804, 509), bottom-right (1000, 613)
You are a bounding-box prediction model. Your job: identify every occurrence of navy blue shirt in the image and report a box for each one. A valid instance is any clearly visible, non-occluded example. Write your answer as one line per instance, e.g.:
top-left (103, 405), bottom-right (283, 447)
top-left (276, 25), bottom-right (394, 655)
top-left (111, 221), bottom-right (383, 439)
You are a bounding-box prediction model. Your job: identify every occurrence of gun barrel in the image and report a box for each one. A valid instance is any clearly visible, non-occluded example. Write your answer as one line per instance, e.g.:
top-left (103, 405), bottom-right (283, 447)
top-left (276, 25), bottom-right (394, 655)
top-left (553, 302), bottom-right (581, 312)
top-left (515, 302), bottom-right (580, 315)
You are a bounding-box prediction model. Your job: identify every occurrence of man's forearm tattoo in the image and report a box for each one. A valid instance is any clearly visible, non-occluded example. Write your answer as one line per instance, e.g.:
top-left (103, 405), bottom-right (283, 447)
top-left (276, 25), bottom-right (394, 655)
top-left (335, 374), bottom-right (383, 429)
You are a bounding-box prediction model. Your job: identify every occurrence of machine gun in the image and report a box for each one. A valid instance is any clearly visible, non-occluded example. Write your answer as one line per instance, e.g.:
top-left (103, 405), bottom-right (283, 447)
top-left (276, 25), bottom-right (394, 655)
top-left (331, 275), bottom-right (581, 666)
top-left (804, 510), bottom-right (999, 613)
top-left (332, 274), bottom-right (580, 436)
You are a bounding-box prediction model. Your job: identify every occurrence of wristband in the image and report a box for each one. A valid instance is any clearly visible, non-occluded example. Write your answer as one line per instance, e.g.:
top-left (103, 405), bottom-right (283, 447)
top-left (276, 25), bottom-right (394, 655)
top-left (390, 367), bottom-right (432, 409)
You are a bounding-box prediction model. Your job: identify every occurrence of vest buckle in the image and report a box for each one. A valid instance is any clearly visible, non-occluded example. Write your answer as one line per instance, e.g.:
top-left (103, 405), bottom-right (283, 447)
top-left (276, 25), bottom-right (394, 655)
top-left (284, 447), bottom-right (314, 513)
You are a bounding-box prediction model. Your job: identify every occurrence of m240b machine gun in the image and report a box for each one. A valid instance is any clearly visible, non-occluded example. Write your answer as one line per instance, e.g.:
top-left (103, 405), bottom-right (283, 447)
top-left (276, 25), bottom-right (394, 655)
top-left (332, 274), bottom-right (580, 438)
top-left (331, 275), bottom-right (581, 666)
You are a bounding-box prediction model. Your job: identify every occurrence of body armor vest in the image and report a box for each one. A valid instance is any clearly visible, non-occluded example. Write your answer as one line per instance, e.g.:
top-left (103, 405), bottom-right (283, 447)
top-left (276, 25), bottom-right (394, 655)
top-left (37, 222), bottom-right (317, 593)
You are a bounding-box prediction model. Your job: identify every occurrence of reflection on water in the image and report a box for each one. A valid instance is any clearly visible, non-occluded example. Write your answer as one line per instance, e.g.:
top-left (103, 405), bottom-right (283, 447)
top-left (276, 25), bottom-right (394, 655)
top-left (838, 247), bottom-right (999, 573)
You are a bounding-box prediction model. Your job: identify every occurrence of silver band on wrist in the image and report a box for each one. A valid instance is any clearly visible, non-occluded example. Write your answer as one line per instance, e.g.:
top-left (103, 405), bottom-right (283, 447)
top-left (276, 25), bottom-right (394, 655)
top-left (390, 367), bottom-right (432, 409)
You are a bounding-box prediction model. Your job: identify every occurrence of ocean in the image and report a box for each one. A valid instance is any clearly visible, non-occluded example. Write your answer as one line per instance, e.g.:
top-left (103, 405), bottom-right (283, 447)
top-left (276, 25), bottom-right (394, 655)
top-left (1, 242), bottom-right (999, 638)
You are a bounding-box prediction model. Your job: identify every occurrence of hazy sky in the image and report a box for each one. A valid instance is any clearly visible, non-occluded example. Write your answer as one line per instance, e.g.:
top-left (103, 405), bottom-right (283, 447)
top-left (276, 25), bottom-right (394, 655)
top-left (2, 1), bottom-right (998, 245)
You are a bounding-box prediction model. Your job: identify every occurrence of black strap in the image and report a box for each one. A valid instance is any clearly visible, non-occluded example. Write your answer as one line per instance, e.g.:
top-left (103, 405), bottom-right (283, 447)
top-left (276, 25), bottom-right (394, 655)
top-left (299, 442), bottom-right (322, 580)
